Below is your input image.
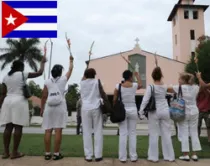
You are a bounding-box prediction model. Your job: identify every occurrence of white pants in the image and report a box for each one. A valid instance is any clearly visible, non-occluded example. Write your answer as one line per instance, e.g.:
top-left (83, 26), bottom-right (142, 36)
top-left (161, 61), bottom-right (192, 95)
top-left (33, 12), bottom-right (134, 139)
top-left (81, 108), bottom-right (103, 159)
top-left (148, 113), bottom-right (175, 162)
top-left (178, 114), bottom-right (201, 152)
top-left (119, 110), bottom-right (138, 161)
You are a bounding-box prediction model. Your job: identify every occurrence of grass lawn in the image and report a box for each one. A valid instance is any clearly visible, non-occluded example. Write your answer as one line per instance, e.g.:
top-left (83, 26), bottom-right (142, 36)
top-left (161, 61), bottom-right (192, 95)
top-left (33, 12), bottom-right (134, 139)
top-left (29, 125), bottom-right (118, 129)
top-left (0, 134), bottom-right (209, 158)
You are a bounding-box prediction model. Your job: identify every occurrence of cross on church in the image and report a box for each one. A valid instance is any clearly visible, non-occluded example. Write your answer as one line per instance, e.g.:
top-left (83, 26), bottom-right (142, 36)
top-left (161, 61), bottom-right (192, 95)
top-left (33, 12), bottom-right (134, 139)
top-left (135, 38), bottom-right (139, 45)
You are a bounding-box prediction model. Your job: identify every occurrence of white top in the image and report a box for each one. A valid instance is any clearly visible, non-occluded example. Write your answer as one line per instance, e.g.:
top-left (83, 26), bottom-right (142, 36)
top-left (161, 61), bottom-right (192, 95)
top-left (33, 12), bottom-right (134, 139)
top-left (139, 85), bottom-right (170, 118)
top-left (44, 76), bottom-right (68, 99)
top-left (80, 79), bottom-right (101, 111)
top-left (173, 85), bottom-right (199, 115)
top-left (115, 83), bottom-right (138, 110)
top-left (3, 72), bottom-right (28, 97)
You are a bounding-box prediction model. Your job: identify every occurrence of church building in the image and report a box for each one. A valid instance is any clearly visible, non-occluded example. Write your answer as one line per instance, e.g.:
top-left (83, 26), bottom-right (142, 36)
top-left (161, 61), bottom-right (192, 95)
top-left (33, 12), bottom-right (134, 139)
top-left (88, 0), bottom-right (209, 101)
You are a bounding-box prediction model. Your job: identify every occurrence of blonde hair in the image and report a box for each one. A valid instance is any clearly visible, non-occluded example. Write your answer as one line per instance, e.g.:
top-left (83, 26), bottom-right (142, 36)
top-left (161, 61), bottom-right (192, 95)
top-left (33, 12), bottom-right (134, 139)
top-left (179, 73), bottom-right (195, 85)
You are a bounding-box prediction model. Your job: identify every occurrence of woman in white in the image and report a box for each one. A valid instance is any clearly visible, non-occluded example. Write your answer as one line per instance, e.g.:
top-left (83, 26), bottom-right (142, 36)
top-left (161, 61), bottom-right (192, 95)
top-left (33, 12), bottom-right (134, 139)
top-left (139, 67), bottom-right (175, 162)
top-left (0, 57), bottom-right (46, 159)
top-left (41, 56), bottom-right (73, 160)
top-left (80, 68), bottom-right (104, 162)
top-left (167, 73), bottom-right (201, 161)
top-left (113, 70), bottom-right (142, 163)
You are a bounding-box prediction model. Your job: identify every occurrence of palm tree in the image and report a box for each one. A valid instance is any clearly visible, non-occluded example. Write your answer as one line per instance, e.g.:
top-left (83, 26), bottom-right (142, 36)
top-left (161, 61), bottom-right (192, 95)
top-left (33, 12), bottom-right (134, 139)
top-left (0, 38), bottom-right (43, 71)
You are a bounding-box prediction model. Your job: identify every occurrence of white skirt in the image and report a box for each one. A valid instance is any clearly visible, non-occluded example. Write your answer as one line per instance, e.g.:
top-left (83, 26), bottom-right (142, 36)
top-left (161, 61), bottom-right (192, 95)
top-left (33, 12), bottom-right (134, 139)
top-left (42, 100), bottom-right (68, 130)
top-left (0, 95), bottom-right (29, 126)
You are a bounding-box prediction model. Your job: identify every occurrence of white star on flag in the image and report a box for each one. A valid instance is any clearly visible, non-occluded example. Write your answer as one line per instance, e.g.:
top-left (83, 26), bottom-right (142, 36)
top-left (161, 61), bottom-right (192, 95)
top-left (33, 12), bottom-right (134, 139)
top-left (5, 14), bottom-right (17, 25)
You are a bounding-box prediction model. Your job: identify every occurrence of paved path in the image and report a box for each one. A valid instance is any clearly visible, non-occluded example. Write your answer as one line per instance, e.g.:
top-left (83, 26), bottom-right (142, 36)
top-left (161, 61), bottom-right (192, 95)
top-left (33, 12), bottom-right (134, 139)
top-left (0, 157), bottom-right (210, 166)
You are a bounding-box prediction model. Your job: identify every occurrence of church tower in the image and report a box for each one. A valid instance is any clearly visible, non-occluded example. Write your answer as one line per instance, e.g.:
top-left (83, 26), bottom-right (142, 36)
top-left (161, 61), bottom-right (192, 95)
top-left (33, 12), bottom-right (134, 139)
top-left (168, 0), bottom-right (209, 63)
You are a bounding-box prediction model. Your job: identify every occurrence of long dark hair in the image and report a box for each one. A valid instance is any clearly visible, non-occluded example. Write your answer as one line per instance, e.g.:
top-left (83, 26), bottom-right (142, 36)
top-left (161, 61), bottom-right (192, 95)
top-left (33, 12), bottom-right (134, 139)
top-left (51, 64), bottom-right (63, 78)
top-left (8, 60), bottom-right (24, 76)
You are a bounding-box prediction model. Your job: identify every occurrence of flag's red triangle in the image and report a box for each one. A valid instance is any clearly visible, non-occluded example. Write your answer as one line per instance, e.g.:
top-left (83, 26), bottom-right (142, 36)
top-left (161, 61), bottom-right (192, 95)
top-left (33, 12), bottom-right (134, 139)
top-left (2, 1), bottom-right (28, 37)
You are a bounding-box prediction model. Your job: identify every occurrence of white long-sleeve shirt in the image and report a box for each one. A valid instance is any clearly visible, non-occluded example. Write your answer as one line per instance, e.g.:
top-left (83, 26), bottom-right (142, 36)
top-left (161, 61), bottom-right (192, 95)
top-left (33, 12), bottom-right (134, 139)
top-left (139, 85), bottom-right (170, 118)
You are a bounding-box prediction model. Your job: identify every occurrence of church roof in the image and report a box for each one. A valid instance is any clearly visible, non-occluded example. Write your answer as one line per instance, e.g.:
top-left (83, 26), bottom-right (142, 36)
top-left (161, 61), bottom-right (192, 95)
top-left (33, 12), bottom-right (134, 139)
top-left (86, 49), bottom-right (186, 65)
top-left (178, 0), bottom-right (195, 4)
top-left (168, 4), bottom-right (209, 21)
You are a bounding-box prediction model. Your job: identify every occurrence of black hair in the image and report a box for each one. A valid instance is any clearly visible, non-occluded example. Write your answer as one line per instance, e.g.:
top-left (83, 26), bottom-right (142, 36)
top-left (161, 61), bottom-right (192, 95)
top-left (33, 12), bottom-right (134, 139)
top-left (84, 68), bottom-right (96, 79)
top-left (8, 60), bottom-right (24, 76)
top-left (152, 67), bottom-right (163, 81)
top-left (122, 70), bottom-right (133, 81)
top-left (51, 64), bottom-right (63, 78)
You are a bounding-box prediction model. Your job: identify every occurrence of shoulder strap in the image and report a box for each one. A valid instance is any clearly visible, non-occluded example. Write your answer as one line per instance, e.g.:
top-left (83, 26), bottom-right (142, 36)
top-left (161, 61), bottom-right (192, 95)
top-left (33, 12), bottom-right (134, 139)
top-left (22, 72), bottom-right (26, 85)
top-left (118, 83), bottom-right (122, 101)
top-left (149, 85), bottom-right (155, 97)
top-left (178, 85), bottom-right (183, 98)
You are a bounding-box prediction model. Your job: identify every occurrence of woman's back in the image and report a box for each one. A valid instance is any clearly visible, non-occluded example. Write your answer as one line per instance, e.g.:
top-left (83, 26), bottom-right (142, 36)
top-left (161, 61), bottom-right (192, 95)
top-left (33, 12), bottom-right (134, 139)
top-left (116, 83), bottom-right (138, 110)
top-left (45, 76), bottom-right (67, 96)
top-left (3, 72), bottom-right (28, 96)
top-left (153, 85), bottom-right (168, 110)
top-left (80, 79), bottom-right (100, 111)
top-left (173, 85), bottom-right (199, 115)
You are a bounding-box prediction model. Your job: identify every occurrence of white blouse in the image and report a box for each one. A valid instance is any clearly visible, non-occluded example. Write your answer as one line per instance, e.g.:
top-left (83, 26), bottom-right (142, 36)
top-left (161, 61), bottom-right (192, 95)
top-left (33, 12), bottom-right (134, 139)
top-left (80, 79), bottom-right (101, 111)
top-left (3, 72), bottom-right (28, 97)
top-left (139, 85), bottom-right (170, 118)
top-left (115, 83), bottom-right (138, 111)
top-left (173, 85), bottom-right (199, 115)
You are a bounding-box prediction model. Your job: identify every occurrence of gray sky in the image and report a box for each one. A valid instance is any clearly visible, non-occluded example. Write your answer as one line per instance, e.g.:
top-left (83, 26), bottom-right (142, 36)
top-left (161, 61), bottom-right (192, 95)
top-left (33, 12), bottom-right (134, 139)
top-left (0, 0), bottom-right (210, 88)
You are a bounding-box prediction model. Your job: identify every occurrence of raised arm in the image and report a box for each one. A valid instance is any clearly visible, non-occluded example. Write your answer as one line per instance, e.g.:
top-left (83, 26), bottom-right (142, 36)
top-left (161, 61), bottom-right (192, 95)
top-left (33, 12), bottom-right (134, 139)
top-left (28, 56), bottom-right (46, 79)
top-left (40, 85), bottom-right (48, 116)
top-left (134, 72), bottom-right (143, 90)
top-left (65, 56), bottom-right (74, 80)
top-left (0, 83), bottom-right (7, 108)
top-left (167, 86), bottom-right (176, 93)
top-left (139, 86), bottom-right (152, 115)
top-left (196, 72), bottom-right (210, 89)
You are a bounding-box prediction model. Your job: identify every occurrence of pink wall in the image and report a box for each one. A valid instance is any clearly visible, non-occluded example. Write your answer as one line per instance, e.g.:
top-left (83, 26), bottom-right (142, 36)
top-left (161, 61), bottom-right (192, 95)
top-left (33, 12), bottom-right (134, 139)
top-left (89, 48), bottom-right (185, 95)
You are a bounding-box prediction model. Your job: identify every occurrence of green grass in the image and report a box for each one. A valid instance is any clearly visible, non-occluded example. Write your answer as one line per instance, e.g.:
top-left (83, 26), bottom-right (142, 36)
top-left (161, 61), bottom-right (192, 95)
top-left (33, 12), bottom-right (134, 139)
top-left (0, 134), bottom-right (209, 158)
top-left (29, 125), bottom-right (118, 130)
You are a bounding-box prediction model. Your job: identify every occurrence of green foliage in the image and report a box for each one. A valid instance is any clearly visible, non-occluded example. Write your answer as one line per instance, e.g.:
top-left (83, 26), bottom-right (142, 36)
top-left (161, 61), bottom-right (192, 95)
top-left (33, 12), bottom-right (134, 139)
top-left (28, 81), bottom-right (42, 98)
top-left (185, 35), bottom-right (210, 83)
top-left (65, 83), bottom-right (80, 115)
top-left (0, 38), bottom-right (43, 71)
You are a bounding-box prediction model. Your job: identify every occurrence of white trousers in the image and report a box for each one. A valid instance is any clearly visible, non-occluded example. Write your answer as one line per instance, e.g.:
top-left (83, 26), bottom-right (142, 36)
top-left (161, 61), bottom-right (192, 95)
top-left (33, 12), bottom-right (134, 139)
top-left (119, 110), bottom-right (138, 161)
top-left (148, 113), bottom-right (175, 162)
top-left (178, 113), bottom-right (201, 152)
top-left (81, 108), bottom-right (103, 159)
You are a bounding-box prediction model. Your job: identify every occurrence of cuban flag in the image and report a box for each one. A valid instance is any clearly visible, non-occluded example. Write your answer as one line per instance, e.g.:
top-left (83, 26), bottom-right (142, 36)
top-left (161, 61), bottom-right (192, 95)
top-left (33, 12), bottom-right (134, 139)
top-left (2, 0), bottom-right (57, 38)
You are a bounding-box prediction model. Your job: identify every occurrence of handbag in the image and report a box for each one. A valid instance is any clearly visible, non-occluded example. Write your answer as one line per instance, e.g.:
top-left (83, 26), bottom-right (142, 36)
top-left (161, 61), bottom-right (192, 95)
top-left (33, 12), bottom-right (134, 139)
top-left (98, 79), bottom-right (113, 115)
top-left (170, 85), bottom-right (186, 122)
top-left (47, 78), bottom-right (63, 106)
top-left (110, 84), bottom-right (126, 123)
top-left (143, 85), bottom-right (156, 117)
top-left (22, 72), bottom-right (32, 99)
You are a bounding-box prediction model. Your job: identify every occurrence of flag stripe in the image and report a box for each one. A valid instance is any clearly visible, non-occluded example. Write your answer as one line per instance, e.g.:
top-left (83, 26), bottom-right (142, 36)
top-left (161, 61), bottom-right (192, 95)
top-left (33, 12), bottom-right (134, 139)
top-left (15, 8), bottom-right (57, 16)
top-left (4, 30), bottom-right (57, 38)
top-left (4, 1), bottom-right (57, 8)
top-left (26, 16), bottom-right (57, 23)
top-left (15, 23), bottom-right (57, 30)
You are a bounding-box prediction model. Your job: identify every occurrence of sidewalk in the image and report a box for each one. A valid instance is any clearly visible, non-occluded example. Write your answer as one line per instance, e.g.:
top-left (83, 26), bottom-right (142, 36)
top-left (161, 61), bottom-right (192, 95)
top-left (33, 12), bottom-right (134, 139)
top-left (0, 157), bottom-right (210, 166)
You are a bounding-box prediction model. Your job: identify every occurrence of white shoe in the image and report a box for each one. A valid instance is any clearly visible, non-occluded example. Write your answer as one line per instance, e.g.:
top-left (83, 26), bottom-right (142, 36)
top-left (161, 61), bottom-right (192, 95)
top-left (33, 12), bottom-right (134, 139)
top-left (179, 155), bottom-right (190, 161)
top-left (191, 155), bottom-right (198, 161)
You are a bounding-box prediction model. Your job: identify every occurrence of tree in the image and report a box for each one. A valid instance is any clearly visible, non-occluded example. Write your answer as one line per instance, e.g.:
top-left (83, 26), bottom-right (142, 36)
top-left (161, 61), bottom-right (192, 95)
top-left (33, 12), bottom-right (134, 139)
top-left (0, 38), bottom-right (43, 71)
top-left (65, 83), bottom-right (80, 116)
top-left (185, 35), bottom-right (210, 83)
top-left (28, 80), bottom-right (42, 98)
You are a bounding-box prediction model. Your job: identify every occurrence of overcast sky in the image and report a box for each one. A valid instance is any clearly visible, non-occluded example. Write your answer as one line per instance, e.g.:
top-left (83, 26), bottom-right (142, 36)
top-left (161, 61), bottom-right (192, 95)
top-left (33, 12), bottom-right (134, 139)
top-left (0, 0), bottom-right (210, 88)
